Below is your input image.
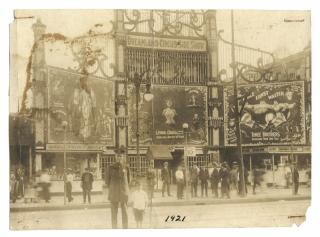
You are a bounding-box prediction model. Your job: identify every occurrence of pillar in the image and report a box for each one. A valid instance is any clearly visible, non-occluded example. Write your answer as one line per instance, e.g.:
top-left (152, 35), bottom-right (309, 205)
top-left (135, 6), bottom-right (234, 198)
top-left (35, 153), bottom-right (42, 172)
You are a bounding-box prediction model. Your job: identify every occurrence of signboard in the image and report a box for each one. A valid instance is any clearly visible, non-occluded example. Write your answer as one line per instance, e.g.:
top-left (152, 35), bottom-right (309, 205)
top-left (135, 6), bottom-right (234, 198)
top-left (46, 143), bottom-right (104, 151)
top-left (47, 68), bottom-right (115, 145)
top-left (128, 85), bottom-right (208, 145)
top-left (127, 35), bottom-right (207, 52)
top-left (224, 81), bottom-right (306, 146)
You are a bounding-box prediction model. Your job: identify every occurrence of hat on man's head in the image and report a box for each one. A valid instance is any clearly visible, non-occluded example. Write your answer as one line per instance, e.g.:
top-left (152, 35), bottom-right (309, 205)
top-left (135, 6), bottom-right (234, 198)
top-left (164, 162), bottom-right (168, 165)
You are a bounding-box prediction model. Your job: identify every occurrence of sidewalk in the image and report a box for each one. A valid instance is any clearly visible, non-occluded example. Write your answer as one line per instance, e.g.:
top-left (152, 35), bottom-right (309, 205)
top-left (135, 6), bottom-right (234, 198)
top-left (10, 186), bottom-right (311, 212)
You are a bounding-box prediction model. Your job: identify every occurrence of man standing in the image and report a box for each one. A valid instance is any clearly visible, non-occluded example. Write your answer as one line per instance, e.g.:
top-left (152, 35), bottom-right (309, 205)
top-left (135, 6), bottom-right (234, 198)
top-left (161, 162), bottom-right (171, 197)
top-left (146, 166), bottom-right (156, 199)
top-left (292, 163), bottom-right (300, 195)
top-left (81, 167), bottom-right (93, 204)
top-left (199, 167), bottom-right (209, 197)
top-left (106, 155), bottom-right (130, 229)
top-left (175, 165), bottom-right (185, 200)
top-left (66, 168), bottom-right (74, 202)
top-left (210, 162), bottom-right (220, 198)
top-left (220, 163), bottom-right (230, 199)
top-left (190, 163), bottom-right (199, 198)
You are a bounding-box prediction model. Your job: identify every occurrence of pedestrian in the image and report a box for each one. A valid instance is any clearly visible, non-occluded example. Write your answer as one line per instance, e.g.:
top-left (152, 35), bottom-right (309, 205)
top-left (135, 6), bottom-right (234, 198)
top-left (130, 181), bottom-right (148, 228)
top-left (66, 168), bottom-right (74, 202)
top-left (237, 166), bottom-right (249, 195)
top-left (190, 163), bottom-right (199, 198)
top-left (105, 155), bottom-right (130, 229)
top-left (230, 162), bottom-right (238, 191)
top-left (161, 162), bottom-right (171, 197)
top-left (81, 167), bottom-right (93, 204)
top-left (252, 166), bottom-right (264, 194)
top-left (39, 169), bottom-right (51, 203)
top-left (292, 163), bottom-right (299, 195)
top-left (284, 162), bottom-right (292, 188)
top-left (10, 172), bottom-right (18, 203)
top-left (146, 166), bottom-right (156, 199)
top-left (16, 167), bottom-right (25, 199)
top-left (199, 167), bottom-right (209, 197)
top-left (210, 162), bottom-right (220, 198)
top-left (220, 163), bottom-right (230, 199)
top-left (175, 165), bottom-right (185, 200)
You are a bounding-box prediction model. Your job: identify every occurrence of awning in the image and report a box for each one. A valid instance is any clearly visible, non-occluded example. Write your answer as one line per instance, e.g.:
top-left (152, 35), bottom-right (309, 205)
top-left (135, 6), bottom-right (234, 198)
top-left (146, 145), bottom-right (174, 160)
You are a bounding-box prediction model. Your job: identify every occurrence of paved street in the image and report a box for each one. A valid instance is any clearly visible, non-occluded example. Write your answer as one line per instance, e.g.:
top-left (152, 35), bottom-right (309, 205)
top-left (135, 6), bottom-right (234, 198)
top-left (10, 199), bottom-right (309, 229)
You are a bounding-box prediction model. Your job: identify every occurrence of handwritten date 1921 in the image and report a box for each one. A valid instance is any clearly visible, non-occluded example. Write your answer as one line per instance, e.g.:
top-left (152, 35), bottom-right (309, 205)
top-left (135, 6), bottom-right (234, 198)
top-left (165, 215), bottom-right (186, 222)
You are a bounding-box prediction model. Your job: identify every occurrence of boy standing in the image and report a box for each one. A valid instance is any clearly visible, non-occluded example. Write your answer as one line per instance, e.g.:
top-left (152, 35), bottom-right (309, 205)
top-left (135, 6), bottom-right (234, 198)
top-left (131, 182), bottom-right (148, 228)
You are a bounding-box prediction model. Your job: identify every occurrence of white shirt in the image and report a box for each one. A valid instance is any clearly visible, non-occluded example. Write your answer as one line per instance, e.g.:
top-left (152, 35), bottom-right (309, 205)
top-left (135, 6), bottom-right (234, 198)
top-left (175, 170), bottom-right (184, 180)
top-left (131, 190), bottom-right (148, 210)
top-left (67, 174), bottom-right (74, 182)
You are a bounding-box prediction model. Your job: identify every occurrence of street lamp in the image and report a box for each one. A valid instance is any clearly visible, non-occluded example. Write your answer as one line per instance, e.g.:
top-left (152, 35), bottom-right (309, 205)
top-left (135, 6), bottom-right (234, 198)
top-left (61, 120), bottom-right (68, 205)
top-left (129, 71), bottom-right (153, 177)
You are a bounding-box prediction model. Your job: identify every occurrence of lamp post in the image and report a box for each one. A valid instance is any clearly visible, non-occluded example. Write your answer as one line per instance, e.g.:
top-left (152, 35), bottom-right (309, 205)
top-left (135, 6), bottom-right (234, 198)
top-left (62, 120), bottom-right (68, 205)
top-left (182, 123), bottom-right (190, 200)
top-left (130, 72), bottom-right (153, 177)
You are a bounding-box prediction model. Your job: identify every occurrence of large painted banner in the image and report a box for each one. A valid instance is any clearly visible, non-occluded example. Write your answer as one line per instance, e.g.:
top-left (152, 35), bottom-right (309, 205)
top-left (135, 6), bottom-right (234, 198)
top-left (224, 81), bottom-right (306, 146)
top-left (128, 85), bottom-right (208, 145)
top-left (47, 68), bottom-right (115, 145)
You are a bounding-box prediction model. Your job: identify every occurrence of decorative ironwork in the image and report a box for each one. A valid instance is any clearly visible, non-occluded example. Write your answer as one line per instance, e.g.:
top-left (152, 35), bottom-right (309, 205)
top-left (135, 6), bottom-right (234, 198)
top-left (123, 10), bottom-right (206, 38)
top-left (126, 48), bottom-right (208, 85)
top-left (217, 30), bottom-right (276, 84)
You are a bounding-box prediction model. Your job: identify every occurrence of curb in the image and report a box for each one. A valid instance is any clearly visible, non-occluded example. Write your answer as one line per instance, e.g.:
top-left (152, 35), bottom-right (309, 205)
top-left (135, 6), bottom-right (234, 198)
top-left (10, 195), bottom-right (311, 213)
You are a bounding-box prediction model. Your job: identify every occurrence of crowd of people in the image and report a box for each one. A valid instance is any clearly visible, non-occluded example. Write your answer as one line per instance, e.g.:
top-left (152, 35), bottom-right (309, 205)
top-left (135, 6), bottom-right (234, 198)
top-left (10, 159), bottom-right (308, 228)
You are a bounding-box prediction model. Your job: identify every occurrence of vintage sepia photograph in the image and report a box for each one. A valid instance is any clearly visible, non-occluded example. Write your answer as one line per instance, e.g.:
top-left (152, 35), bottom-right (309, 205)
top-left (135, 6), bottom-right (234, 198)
top-left (9, 9), bottom-right (311, 229)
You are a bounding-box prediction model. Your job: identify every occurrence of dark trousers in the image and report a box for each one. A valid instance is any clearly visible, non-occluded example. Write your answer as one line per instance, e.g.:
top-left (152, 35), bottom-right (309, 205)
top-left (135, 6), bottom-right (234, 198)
top-left (201, 180), bottom-right (208, 197)
top-left (221, 182), bottom-right (230, 198)
top-left (41, 183), bottom-right (50, 202)
top-left (162, 181), bottom-right (170, 196)
top-left (191, 182), bottom-right (198, 197)
top-left (82, 188), bottom-right (91, 203)
top-left (111, 201), bottom-right (128, 229)
top-left (252, 180), bottom-right (260, 194)
top-left (211, 181), bottom-right (219, 197)
top-left (293, 181), bottom-right (299, 195)
top-left (66, 182), bottom-right (73, 202)
top-left (176, 182), bottom-right (184, 199)
top-left (147, 185), bottom-right (154, 199)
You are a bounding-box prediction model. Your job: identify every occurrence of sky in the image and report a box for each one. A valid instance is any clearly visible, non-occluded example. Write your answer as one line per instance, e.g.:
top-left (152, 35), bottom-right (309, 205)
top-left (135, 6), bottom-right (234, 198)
top-left (10, 9), bottom-right (311, 113)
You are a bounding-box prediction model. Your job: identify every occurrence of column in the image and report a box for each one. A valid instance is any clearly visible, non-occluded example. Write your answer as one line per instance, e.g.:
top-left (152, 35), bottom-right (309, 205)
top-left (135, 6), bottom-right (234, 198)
top-left (35, 153), bottom-right (42, 172)
top-left (205, 10), bottom-right (218, 81)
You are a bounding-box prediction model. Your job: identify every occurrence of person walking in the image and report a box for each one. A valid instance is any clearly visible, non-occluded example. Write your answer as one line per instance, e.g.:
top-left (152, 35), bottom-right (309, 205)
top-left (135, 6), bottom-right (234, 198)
top-left (81, 167), bottom-right (93, 204)
top-left (292, 163), bottom-right (300, 195)
top-left (161, 162), bottom-right (171, 197)
top-left (210, 162), bottom-right (220, 198)
top-left (175, 165), bottom-right (185, 200)
top-left (66, 168), bottom-right (74, 202)
top-left (146, 166), bottom-right (156, 199)
top-left (39, 169), bottom-right (51, 203)
top-left (199, 167), bottom-right (209, 197)
top-left (105, 155), bottom-right (130, 229)
top-left (131, 181), bottom-right (148, 228)
top-left (220, 163), bottom-right (230, 199)
top-left (190, 163), bottom-right (199, 198)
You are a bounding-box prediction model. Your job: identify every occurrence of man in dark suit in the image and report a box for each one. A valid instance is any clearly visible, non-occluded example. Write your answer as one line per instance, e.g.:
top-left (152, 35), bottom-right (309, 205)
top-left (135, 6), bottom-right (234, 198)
top-left (210, 162), bottom-right (220, 198)
top-left (81, 167), bottom-right (93, 204)
top-left (190, 163), bottom-right (199, 198)
top-left (199, 167), bottom-right (209, 197)
top-left (161, 162), bottom-right (171, 197)
top-left (105, 155), bottom-right (130, 229)
top-left (292, 163), bottom-right (300, 195)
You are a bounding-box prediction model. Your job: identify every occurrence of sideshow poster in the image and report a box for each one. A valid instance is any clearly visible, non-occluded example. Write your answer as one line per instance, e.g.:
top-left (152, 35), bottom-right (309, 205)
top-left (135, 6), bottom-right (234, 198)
top-left (128, 85), bottom-right (207, 145)
top-left (224, 81), bottom-right (306, 146)
top-left (48, 68), bottom-right (115, 145)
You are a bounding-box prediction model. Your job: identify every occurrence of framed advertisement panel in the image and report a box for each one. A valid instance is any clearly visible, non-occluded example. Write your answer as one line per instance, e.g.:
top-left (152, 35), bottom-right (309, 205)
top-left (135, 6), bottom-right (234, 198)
top-left (223, 81), bottom-right (306, 146)
top-left (47, 67), bottom-right (115, 146)
top-left (128, 85), bottom-right (208, 146)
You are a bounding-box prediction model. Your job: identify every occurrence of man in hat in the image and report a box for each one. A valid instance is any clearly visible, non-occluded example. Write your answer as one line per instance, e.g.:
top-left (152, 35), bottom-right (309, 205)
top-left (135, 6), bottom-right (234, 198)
top-left (210, 162), bottom-right (220, 198)
top-left (146, 165), bottom-right (156, 199)
top-left (292, 163), bottom-right (299, 195)
top-left (190, 162), bottom-right (199, 198)
top-left (199, 166), bottom-right (209, 197)
top-left (220, 162), bottom-right (230, 199)
top-left (81, 167), bottom-right (94, 204)
top-left (66, 168), bottom-right (74, 202)
top-left (106, 154), bottom-right (130, 228)
top-left (161, 162), bottom-right (171, 197)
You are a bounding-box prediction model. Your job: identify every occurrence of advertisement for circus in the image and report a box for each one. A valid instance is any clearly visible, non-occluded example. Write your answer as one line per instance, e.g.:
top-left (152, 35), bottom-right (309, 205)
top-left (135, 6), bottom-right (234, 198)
top-left (223, 81), bottom-right (306, 146)
top-left (128, 86), bottom-right (208, 145)
top-left (48, 68), bottom-right (115, 145)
